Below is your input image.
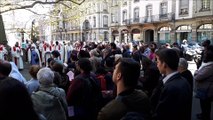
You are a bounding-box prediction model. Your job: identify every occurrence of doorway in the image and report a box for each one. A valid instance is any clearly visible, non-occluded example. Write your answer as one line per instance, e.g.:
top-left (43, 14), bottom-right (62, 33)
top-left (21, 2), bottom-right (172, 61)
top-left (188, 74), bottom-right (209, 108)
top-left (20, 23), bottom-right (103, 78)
top-left (145, 29), bottom-right (154, 43)
top-left (176, 32), bottom-right (191, 44)
top-left (180, 32), bottom-right (188, 41)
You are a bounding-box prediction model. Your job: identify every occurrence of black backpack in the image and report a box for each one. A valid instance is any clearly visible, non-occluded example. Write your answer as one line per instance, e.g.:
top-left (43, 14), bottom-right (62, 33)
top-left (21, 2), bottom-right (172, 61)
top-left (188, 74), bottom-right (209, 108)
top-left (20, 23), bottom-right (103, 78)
top-left (76, 75), bottom-right (103, 119)
top-left (116, 95), bottom-right (149, 120)
top-left (84, 76), bottom-right (103, 107)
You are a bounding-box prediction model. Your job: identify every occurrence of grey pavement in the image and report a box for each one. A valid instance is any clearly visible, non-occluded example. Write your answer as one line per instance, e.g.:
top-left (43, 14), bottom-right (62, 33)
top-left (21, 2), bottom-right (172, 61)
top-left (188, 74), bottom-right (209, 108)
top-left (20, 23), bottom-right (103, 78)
top-left (20, 62), bottom-right (31, 81)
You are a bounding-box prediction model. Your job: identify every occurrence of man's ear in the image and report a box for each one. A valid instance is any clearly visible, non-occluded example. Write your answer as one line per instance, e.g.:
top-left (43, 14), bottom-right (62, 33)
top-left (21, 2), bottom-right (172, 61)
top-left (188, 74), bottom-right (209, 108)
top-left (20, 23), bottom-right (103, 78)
top-left (116, 72), bottom-right (122, 81)
top-left (163, 62), bottom-right (167, 68)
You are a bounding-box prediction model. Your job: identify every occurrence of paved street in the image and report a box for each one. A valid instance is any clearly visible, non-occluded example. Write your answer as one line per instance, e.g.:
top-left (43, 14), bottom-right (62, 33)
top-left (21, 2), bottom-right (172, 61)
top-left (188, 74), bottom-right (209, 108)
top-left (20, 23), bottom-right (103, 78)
top-left (20, 60), bottom-right (212, 120)
top-left (20, 62), bottom-right (31, 81)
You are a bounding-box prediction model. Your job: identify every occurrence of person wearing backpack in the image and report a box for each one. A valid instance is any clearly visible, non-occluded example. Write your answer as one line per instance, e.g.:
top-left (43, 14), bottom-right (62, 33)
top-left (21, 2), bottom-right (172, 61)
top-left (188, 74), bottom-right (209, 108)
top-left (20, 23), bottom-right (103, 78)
top-left (97, 58), bottom-right (151, 120)
top-left (31, 67), bottom-right (68, 120)
top-left (67, 58), bottom-right (103, 120)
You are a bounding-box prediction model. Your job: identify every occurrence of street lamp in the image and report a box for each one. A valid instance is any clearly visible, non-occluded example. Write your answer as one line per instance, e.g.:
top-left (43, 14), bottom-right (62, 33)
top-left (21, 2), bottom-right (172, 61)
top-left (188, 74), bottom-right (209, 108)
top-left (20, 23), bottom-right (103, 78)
top-left (20, 28), bottom-right (25, 41)
top-left (31, 19), bottom-right (34, 42)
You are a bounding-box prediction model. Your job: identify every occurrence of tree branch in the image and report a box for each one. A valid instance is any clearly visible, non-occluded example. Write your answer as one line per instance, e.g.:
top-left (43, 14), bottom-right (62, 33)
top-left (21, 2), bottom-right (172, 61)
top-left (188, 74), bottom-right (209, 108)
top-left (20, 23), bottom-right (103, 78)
top-left (21, 8), bottom-right (63, 18)
top-left (0, 0), bottom-right (85, 14)
top-left (59, 2), bottom-right (72, 9)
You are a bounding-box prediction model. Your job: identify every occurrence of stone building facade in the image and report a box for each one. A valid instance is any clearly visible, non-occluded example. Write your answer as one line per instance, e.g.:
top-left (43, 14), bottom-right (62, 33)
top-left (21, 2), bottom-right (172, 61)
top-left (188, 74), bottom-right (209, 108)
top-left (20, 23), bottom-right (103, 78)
top-left (49, 0), bottom-right (213, 44)
top-left (109, 0), bottom-right (213, 45)
top-left (50, 0), bottom-right (110, 42)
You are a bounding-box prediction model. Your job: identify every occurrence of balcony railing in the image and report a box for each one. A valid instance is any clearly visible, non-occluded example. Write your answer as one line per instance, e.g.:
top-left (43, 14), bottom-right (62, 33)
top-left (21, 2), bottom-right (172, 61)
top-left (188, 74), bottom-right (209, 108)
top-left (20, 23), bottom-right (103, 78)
top-left (127, 12), bottom-right (174, 24)
top-left (122, 19), bottom-right (130, 25)
top-left (70, 26), bottom-right (80, 30)
top-left (110, 21), bottom-right (120, 26)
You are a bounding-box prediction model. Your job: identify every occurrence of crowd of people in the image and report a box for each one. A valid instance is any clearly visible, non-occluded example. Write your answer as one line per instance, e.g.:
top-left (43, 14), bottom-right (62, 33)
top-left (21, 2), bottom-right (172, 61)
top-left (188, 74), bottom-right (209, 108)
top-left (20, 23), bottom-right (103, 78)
top-left (0, 39), bottom-right (212, 120)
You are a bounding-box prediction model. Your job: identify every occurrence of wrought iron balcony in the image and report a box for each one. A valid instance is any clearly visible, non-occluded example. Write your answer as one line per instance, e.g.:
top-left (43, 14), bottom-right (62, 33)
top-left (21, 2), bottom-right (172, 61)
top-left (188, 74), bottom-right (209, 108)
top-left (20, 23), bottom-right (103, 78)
top-left (155, 13), bottom-right (173, 22)
top-left (127, 12), bottom-right (174, 24)
top-left (122, 19), bottom-right (130, 25)
top-left (70, 26), bottom-right (80, 30)
top-left (110, 21), bottom-right (120, 26)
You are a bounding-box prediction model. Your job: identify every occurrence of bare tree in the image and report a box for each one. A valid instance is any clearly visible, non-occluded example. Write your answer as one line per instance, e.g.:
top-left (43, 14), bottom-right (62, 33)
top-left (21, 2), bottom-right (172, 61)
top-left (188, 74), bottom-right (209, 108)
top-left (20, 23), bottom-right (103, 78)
top-left (0, 0), bottom-right (85, 45)
top-left (0, 0), bottom-right (85, 14)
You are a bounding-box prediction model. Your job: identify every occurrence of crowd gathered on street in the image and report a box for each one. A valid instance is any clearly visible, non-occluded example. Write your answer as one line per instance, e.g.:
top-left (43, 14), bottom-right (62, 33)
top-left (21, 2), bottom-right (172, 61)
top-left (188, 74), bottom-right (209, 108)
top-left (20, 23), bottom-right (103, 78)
top-left (0, 39), bottom-right (212, 120)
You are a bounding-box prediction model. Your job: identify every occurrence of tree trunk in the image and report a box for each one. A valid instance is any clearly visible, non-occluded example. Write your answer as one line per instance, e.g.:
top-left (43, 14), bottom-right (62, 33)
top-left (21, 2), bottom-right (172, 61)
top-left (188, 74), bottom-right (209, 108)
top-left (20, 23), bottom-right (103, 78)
top-left (0, 14), bottom-right (8, 45)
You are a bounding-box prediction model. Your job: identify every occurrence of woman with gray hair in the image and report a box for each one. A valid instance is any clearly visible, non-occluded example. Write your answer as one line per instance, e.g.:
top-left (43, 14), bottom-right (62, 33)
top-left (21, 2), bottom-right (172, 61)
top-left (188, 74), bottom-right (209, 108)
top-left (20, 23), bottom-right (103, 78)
top-left (178, 58), bottom-right (193, 90)
top-left (31, 67), bottom-right (68, 120)
top-left (178, 58), bottom-right (193, 120)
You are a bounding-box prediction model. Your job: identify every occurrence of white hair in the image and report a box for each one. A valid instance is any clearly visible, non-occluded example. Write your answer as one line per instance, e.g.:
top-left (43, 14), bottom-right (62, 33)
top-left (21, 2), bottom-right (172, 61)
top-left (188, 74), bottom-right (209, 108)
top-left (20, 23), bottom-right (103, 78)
top-left (179, 58), bottom-right (188, 69)
top-left (89, 49), bottom-right (99, 57)
top-left (37, 67), bottom-right (54, 86)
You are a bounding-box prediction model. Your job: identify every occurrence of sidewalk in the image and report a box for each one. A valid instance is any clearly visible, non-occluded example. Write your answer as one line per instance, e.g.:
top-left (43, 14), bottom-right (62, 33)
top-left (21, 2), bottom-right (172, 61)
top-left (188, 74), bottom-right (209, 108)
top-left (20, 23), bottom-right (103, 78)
top-left (20, 62), bottom-right (31, 81)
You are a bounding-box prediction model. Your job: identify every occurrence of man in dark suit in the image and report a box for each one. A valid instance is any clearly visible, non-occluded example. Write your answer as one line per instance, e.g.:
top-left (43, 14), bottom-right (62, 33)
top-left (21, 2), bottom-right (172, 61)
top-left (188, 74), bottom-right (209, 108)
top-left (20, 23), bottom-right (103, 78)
top-left (151, 48), bottom-right (192, 120)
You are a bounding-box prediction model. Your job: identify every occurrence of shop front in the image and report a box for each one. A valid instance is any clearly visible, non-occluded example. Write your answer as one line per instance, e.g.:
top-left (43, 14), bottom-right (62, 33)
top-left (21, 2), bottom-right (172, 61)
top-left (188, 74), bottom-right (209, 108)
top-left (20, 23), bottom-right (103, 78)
top-left (176, 25), bottom-right (192, 44)
top-left (197, 24), bottom-right (213, 44)
top-left (158, 26), bottom-right (171, 44)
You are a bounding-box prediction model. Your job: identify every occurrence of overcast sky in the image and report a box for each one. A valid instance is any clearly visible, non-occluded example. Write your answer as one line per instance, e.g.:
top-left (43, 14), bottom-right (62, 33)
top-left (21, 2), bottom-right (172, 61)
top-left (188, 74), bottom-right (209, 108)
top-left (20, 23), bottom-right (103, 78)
top-left (2, 4), bottom-right (52, 29)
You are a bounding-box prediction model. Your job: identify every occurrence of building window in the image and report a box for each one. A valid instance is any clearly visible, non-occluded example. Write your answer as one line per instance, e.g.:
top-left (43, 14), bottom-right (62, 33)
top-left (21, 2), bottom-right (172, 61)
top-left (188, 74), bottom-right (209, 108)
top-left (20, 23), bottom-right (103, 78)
top-left (134, 7), bottom-right (139, 22)
top-left (201, 0), bottom-right (210, 11)
top-left (103, 15), bottom-right (108, 27)
top-left (103, 2), bottom-right (108, 12)
top-left (160, 2), bottom-right (167, 18)
top-left (198, 24), bottom-right (213, 30)
top-left (104, 31), bottom-right (109, 41)
top-left (111, 9), bottom-right (118, 23)
top-left (134, 0), bottom-right (139, 2)
top-left (158, 26), bottom-right (171, 44)
top-left (94, 32), bottom-right (96, 40)
top-left (111, 13), bottom-right (115, 23)
top-left (123, 10), bottom-right (127, 22)
top-left (146, 5), bottom-right (152, 17)
top-left (159, 26), bottom-right (171, 31)
top-left (93, 16), bottom-right (96, 27)
top-left (84, 20), bottom-right (90, 29)
top-left (177, 25), bottom-right (192, 31)
top-left (197, 24), bottom-right (213, 43)
top-left (123, 1), bottom-right (127, 6)
top-left (112, 0), bottom-right (118, 6)
top-left (179, 0), bottom-right (189, 15)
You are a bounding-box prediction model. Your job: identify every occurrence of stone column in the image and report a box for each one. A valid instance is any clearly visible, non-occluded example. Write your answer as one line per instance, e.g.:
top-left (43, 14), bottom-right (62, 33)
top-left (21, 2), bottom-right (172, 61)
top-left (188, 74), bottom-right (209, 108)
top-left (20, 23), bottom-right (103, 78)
top-left (191, 23), bottom-right (197, 41)
top-left (140, 27), bottom-right (144, 42)
top-left (170, 30), bottom-right (176, 43)
top-left (109, 28), bottom-right (112, 42)
top-left (154, 29), bottom-right (158, 43)
top-left (119, 30), bottom-right (122, 43)
top-left (127, 32), bottom-right (131, 42)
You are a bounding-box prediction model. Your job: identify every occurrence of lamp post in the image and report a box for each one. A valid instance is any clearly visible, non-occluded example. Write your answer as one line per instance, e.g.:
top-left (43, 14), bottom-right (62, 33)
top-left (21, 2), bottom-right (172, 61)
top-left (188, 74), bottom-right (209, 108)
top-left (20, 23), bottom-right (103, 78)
top-left (20, 28), bottom-right (25, 41)
top-left (31, 19), bottom-right (36, 43)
